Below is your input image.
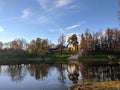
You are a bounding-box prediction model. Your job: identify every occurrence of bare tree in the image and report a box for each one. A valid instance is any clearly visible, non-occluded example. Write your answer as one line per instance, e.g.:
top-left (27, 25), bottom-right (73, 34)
top-left (58, 34), bottom-right (66, 54)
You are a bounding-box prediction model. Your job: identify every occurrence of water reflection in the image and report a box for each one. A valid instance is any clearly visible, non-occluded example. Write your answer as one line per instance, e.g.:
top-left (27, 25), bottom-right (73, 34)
top-left (27, 64), bottom-right (49, 80)
top-left (0, 62), bottom-right (120, 90)
top-left (67, 60), bottom-right (87, 84)
top-left (67, 64), bottom-right (80, 84)
top-left (0, 63), bottom-right (82, 90)
top-left (57, 64), bottom-right (66, 85)
top-left (6, 64), bottom-right (27, 82)
top-left (88, 65), bottom-right (120, 82)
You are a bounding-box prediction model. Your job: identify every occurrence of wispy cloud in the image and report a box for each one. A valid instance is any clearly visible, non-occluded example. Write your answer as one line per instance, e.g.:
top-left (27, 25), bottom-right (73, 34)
top-left (66, 21), bottom-right (85, 30)
top-left (37, 0), bottom-right (49, 10)
top-left (36, 0), bottom-right (73, 11)
top-left (55, 0), bottom-right (72, 8)
top-left (50, 21), bottom-right (85, 33)
top-left (0, 26), bottom-right (4, 32)
top-left (65, 24), bottom-right (80, 30)
top-left (21, 8), bottom-right (31, 19)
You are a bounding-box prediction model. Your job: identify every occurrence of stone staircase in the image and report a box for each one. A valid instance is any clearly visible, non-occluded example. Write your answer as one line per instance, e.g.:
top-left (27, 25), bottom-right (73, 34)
top-left (67, 50), bottom-right (83, 60)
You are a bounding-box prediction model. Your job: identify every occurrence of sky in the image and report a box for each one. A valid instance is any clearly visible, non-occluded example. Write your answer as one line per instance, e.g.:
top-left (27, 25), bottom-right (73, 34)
top-left (0, 0), bottom-right (119, 44)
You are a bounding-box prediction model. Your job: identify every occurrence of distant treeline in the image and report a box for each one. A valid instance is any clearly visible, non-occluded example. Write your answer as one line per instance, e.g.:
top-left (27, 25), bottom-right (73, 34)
top-left (67, 28), bottom-right (120, 55)
top-left (0, 38), bottom-right (50, 56)
top-left (0, 28), bottom-right (120, 56)
top-left (80, 28), bottom-right (120, 54)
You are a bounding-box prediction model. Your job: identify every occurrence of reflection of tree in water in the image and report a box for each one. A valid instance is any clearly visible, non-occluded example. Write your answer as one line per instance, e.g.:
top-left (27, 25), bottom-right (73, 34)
top-left (88, 65), bottom-right (120, 82)
top-left (68, 70), bottom-right (79, 84)
top-left (67, 64), bottom-right (80, 84)
top-left (27, 64), bottom-right (49, 80)
top-left (7, 64), bottom-right (27, 82)
top-left (67, 61), bottom-right (88, 85)
top-left (57, 64), bottom-right (66, 85)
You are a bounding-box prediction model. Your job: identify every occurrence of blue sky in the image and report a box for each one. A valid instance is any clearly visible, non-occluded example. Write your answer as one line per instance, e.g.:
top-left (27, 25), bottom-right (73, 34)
top-left (0, 0), bottom-right (119, 44)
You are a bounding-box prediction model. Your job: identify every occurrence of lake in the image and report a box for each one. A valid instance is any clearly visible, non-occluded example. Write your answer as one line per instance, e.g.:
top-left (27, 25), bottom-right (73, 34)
top-left (0, 62), bottom-right (83, 90)
top-left (0, 61), bottom-right (120, 90)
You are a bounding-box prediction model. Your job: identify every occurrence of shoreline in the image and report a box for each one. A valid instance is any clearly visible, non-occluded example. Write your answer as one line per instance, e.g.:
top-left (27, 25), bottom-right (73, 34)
top-left (69, 81), bottom-right (120, 90)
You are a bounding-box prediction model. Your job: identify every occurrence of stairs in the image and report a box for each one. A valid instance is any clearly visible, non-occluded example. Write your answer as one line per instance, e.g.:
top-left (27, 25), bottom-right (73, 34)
top-left (67, 50), bottom-right (83, 60)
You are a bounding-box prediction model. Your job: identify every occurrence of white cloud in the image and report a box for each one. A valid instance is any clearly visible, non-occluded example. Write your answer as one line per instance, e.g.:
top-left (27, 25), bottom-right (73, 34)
top-left (55, 0), bottom-right (72, 8)
top-left (36, 0), bottom-right (73, 11)
top-left (21, 8), bottom-right (31, 19)
top-left (50, 21), bottom-right (85, 33)
top-left (65, 21), bottom-right (85, 30)
top-left (98, 31), bottom-right (106, 39)
top-left (0, 26), bottom-right (4, 32)
top-left (65, 24), bottom-right (80, 30)
top-left (37, 0), bottom-right (49, 10)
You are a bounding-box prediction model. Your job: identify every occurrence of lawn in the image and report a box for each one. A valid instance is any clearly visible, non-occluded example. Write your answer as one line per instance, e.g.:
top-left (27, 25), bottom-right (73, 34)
top-left (79, 51), bottom-right (120, 62)
top-left (45, 50), bottom-right (77, 59)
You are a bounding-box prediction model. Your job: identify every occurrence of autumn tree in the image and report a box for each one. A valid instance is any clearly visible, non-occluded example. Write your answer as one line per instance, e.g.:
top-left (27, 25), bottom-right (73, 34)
top-left (80, 30), bottom-right (94, 54)
top-left (80, 34), bottom-right (87, 52)
top-left (28, 38), bottom-right (50, 57)
top-left (80, 28), bottom-right (120, 54)
top-left (9, 39), bottom-right (28, 55)
top-left (40, 39), bottom-right (50, 56)
top-left (58, 34), bottom-right (66, 54)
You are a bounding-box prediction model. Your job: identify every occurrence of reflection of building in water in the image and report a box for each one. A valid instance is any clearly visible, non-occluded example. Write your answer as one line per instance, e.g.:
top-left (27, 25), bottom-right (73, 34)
top-left (88, 65), bottom-right (120, 82)
top-left (67, 64), bottom-right (82, 84)
top-left (68, 70), bottom-right (79, 84)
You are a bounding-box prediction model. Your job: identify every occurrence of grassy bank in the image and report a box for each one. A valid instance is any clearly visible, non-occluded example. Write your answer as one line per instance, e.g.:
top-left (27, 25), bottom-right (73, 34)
top-left (0, 51), bottom-right (72, 64)
top-left (78, 51), bottom-right (120, 65)
top-left (45, 51), bottom-right (77, 59)
top-left (44, 51), bottom-right (75, 64)
top-left (70, 81), bottom-right (120, 90)
top-left (0, 54), bottom-right (28, 65)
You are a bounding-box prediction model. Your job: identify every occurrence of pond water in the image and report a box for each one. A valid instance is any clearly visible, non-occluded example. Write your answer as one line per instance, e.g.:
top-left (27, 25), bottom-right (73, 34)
top-left (0, 63), bottom-right (83, 90)
top-left (0, 61), bottom-right (120, 90)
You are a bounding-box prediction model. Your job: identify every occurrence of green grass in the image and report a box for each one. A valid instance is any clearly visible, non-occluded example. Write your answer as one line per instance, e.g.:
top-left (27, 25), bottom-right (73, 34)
top-left (0, 54), bottom-right (30, 65)
top-left (28, 51), bottom-right (77, 64)
top-left (78, 51), bottom-right (120, 66)
top-left (45, 51), bottom-right (76, 59)
top-left (79, 51), bottom-right (120, 61)
top-left (0, 51), bottom-right (74, 64)
top-left (79, 51), bottom-right (107, 60)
